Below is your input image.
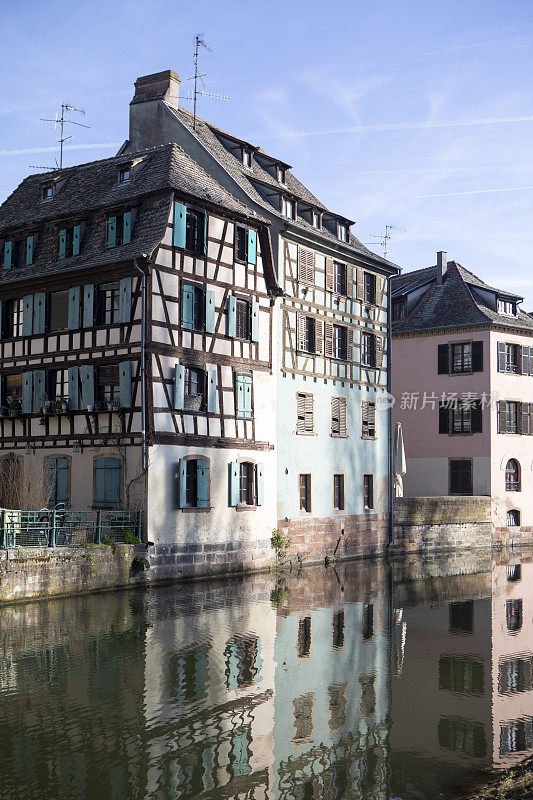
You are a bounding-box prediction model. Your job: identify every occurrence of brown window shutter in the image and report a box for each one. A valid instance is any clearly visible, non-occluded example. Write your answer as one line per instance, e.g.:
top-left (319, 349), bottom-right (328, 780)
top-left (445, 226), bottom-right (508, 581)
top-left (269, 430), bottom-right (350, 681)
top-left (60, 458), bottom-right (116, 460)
top-left (375, 335), bottom-right (384, 368)
top-left (324, 322), bottom-right (334, 357)
top-left (325, 257), bottom-right (334, 291)
top-left (315, 319), bottom-right (323, 354)
top-left (305, 394), bottom-right (314, 432)
top-left (375, 276), bottom-right (384, 307)
top-left (497, 401), bottom-right (506, 433)
top-left (339, 397), bottom-right (347, 435)
top-left (520, 402), bottom-right (529, 435)
top-left (347, 328), bottom-right (354, 362)
top-left (297, 314), bottom-right (306, 351)
top-left (298, 247), bottom-right (315, 284)
top-left (356, 268), bottom-right (364, 300)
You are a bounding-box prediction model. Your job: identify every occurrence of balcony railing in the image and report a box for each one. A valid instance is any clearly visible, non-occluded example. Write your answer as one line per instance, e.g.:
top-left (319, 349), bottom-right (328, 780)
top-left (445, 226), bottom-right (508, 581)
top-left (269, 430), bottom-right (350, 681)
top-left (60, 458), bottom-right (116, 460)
top-left (0, 508), bottom-right (142, 548)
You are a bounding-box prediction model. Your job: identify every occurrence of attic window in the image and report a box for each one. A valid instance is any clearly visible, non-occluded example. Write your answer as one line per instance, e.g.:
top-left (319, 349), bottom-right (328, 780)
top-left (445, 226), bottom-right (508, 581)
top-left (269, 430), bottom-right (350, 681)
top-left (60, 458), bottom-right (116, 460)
top-left (282, 197), bottom-right (296, 220)
top-left (118, 166), bottom-right (131, 184)
top-left (338, 223), bottom-right (348, 242)
top-left (312, 211), bottom-right (321, 229)
top-left (277, 166), bottom-right (286, 184)
top-left (498, 299), bottom-right (517, 316)
top-left (242, 149), bottom-right (252, 168)
top-left (42, 185), bottom-right (54, 202)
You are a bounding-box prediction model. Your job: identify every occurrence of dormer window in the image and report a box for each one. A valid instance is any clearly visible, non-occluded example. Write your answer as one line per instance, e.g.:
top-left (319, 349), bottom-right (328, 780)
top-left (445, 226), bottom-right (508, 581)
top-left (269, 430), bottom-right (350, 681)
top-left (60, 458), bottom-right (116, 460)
top-left (118, 166), bottom-right (131, 184)
top-left (242, 149), bottom-right (252, 168)
top-left (338, 223), bottom-right (348, 242)
top-left (42, 185), bottom-right (54, 202)
top-left (107, 211), bottom-right (133, 248)
top-left (282, 197), bottom-right (296, 219)
top-left (498, 299), bottom-right (517, 316)
top-left (312, 211), bottom-right (321, 229)
top-left (277, 166), bottom-right (286, 184)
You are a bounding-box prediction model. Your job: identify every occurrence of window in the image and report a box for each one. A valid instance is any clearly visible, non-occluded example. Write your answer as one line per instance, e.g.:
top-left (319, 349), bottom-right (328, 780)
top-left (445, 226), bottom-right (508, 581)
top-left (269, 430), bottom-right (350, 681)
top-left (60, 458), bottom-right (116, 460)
top-left (439, 656), bottom-right (484, 695)
top-left (504, 343), bottom-right (519, 373)
top-left (498, 656), bottom-right (533, 694)
top-left (42, 184), bottom-right (54, 201)
top-left (363, 272), bottom-right (376, 305)
top-left (361, 332), bottom-right (376, 367)
top-left (185, 208), bottom-right (204, 253)
top-left (338, 223), bottom-right (348, 242)
top-left (48, 290), bottom-right (69, 332)
top-left (46, 457), bottom-right (69, 506)
top-left (312, 211), bottom-right (321, 229)
top-left (450, 402), bottom-right (473, 434)
top-left (235, 225), bottom-right (247, 261)
top-left (276, 165), bottom-right (286, 183)
top-left (392, 298), bottom-right (407, 321)
top-left (97, 364), bottom-right (120, 406)
top-left (438, 717), bottom-right (486, 758)
top-left (118, 166), bottom-right (131, 183)
top-left (242, 148), bottom-right (251, 168)
top-left (11, 240), bottom-right (25, 269)
top-left (500, 719), bottom-right (533, 757)
top-left (362, 400), bottom-right (376, 439)
top-left (181, 283), bottom-right (204, 331)
top-left (333, 262), bottom-right (347, 296)
top-left (498, 299), bottom-right (517, 316)
top-left (239, 462), bottom-right (254, 505)
top-left (451, 342), bottom-right (472, 373)
top-left (298, 247), bottom-right (314, 284)
top-left (224, 634), bottom-right (260, 690)
top-left (178, 457), bottom-right (209, 509)
top-left (107, 212), bottom-right (132, 248)
top-left (333, 325), bottom-right (348, 360)
top-left (185, 460), bottom-right (198, 507)
top-left (48, 369), bottom-right (69, 402)
top-left (299, 473), bottom-right (311, 512)
top-left (498, 401), bottom-right (520, 434)
top-left (331, 396), bottom-right (347, 436)
top-left (362, 604), bottom-right (374, 640)
top-left (235, 298), bottom-right (251, 339)
top-left (168, 645), bottom-right (208, 703)
top-left (449, 459), bottom-right (473, 495)
top-left (297, 617), bottom-right (312, 658)
top-left (281, 197), bottom-right (295, 219)
top-left (5, 373), bottom-right (23, 402)
top-left (3, 298), bottom-right (23, 338)
top-left (449, 601), bottom-right (474, 633)
top-left (363, 474), bottom-right (374, 510)
top-left (506, 459), bottom-right (521, 491)
top-left (333, 474), bottom-right (345, 510)
top-left (297, 392), bottom-right (314, 434)
top-left (507, 564), bottom-right (521, 582)
top-left (94, 457), bottom-right (122, 506)
top-left (506, 599), bottom-right (523, 632)
top-left (304, 316), bottom-right (316, 353)
top-left (184, 366), bottom-right (205, 411)
top-left (97, 282), bottom-right (120, 325)
top-left (507, 509), bottom-right (520, 527)
top-left (332, 611), bottom-right (345, 649)
top-left (235, 374), bottom-right (253, 419)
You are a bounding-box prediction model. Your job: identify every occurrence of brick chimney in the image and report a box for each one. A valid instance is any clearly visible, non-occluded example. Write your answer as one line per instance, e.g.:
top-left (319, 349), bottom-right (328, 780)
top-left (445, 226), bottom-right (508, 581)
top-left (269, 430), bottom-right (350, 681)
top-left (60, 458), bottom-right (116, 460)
top-left (128, 70), bottom-right (181, 151)
top-left (436, 251), bottom-right (447, 285)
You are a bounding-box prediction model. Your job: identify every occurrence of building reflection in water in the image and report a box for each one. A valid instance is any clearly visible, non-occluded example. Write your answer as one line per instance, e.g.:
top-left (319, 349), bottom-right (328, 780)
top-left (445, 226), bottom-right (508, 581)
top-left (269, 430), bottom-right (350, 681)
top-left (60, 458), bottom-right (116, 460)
top-left (1, 551), bottom-right (533, 798)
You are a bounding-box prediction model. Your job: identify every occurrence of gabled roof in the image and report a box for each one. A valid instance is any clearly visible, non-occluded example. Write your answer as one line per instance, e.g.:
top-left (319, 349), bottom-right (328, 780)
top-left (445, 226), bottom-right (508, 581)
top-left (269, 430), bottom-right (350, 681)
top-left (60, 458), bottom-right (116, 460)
top-left (392, 260), bottom-right (533, 334)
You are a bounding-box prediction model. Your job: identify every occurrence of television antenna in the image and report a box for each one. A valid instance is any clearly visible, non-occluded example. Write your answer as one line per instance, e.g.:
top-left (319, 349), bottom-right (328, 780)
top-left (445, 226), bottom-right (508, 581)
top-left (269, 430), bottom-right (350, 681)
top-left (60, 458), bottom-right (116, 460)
top-left (41, 102), bottom-right (90, 169)
top-left (367, 224), bottom-right (405, 259)
top-left (188, 34), bottom-right (231, 130)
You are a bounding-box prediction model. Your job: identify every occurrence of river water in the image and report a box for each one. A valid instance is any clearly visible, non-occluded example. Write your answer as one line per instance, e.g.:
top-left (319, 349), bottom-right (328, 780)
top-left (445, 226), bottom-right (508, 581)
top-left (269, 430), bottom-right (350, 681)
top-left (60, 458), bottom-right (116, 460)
top-left (0, 549), bottom-right (531, 799)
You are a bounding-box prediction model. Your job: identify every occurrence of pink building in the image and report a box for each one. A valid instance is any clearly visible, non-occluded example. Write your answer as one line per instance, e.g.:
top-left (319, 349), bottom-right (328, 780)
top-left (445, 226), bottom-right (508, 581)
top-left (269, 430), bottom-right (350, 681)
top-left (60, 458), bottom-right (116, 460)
top-left (392, 253), bottom-right (533, 541)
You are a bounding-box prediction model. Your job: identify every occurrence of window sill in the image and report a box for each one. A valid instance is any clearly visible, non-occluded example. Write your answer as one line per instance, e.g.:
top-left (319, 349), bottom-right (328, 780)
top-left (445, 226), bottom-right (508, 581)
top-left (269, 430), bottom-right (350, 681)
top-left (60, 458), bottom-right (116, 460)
top-left (331, 434), bottom-right (349, 439)
top-left (235, 504), bottom-right (257, 512)
top-left (296, 431), bottom-right (315, 436)
top-left (176, 246), bottom-right (205, 258)
top-left (363, 506), bottom-right (375, 512)
top-left (181, 506), bottom-right (211, 513)
top-left (361, 435), bottom-right (376, 441)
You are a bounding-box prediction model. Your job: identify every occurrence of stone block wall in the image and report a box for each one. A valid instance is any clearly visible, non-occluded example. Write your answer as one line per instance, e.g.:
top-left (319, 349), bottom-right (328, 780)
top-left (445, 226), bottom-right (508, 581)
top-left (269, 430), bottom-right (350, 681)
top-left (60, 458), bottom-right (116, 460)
top-left (277, 513), bottom-right (389, 564)
top-left (392, 496), bottom-right (492, 553)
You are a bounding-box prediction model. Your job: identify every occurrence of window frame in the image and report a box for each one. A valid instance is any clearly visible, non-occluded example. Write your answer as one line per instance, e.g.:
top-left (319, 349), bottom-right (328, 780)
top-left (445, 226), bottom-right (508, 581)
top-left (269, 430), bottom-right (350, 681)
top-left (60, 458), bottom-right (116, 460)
top-left (97, 364), bottom-right (120, 407)
top-left (2, 297), bottom-right (24, 339)
top-left (363, 272), bottom-right (376, 305)
top-left (235, 296), bottom-right (251, 340)
top-left (332, 324), bottom-right (348, 361)
top-left (234, 225), bottom-right (248, 262)
top-left (505, 459), bottom-right (521, 491)
top-left (299, 473), bottom-right (312, 513)
top-left (392, 297), bottom-right (407, 321)
top-left (361, 400), bottom-right (376, 439)
top-left (363, 473), bottom-right (374, 510)
top-left (48, 368), bottom-right (70, 403)
top-left (237, 459), bottom-right (256, 507)
top-left (96, 281), bottom-right (121, 326)
top-left (331, 395), bottom-right (347, 437)
top-left (333, 472), bottom-right (345, 511)
top-left (185, 208), bottom-right (205, 254)
top-left (361, 332), bottom-right (377, 368)
top-left (183, 365), bottom-right (206, 412)
top-left (507, 509), bottom-right (521, 527)
top-left (296, 392), bottom-right (314, 435)
top-left (48, 289), bottom-right (70, 333)
top-left (449, 458), bottom-right (473, 496)
top-left (333, 261), bottom-right (347, 296)
top-left (450, 342), bottom-right (473, 374)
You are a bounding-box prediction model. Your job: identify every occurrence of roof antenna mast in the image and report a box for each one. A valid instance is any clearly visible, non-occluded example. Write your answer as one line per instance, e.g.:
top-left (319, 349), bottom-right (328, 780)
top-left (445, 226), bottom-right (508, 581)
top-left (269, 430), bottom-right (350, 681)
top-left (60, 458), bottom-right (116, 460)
top-left (41, 103), bottom-right (90, 169)
top-left (367, 224), bottom-right (405, 259)
top-left (188, 35), bottom-right (231, 129)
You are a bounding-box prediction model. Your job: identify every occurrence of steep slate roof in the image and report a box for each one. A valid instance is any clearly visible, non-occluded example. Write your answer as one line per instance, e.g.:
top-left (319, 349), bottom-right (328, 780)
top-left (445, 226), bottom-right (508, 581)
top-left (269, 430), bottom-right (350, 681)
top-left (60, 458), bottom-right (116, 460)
top-left (392, 261), bottom-right (533, 334)
top-left (166, 105), bottom-right (398, 270)
top-left (0, 143), bottom-right (268, 287)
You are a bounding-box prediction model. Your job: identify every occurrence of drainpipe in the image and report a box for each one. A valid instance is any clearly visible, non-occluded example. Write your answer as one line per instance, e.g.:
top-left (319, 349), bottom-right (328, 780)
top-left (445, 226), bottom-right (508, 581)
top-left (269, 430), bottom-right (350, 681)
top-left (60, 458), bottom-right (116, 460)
top-left (387, 276), bottom-right (394, 547)
top-left (134, 258), bottom-right (148, 472)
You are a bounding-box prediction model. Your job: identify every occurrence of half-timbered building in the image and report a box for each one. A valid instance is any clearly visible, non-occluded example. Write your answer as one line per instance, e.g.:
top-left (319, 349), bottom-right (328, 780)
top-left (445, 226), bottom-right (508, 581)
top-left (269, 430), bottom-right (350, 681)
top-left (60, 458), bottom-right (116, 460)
top-left (122, 70), bottom-right (399, 558)
top-left (0, 142), bottom-right (279, 574)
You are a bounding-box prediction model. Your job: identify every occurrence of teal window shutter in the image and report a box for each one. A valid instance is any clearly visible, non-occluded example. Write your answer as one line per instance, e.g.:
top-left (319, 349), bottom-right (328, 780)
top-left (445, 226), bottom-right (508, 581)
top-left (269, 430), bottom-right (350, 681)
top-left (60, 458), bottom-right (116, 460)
top-left (68, 366), bottom-right (79, 411)
top-left (22, 294), bottom-right (34, 336)
top-left (123, 211), bottom-right (132, 245)
top-left (256, 463), bottom-right (264, 506)
top-left (54, 457), bottom-right (69, 504)
top-left (197, 459), bottom-right (209, 508)
top-left (26, 235), bottom-right (34, 266)
top-left (203, 211), bottom-right (208, 254)
top-left (33, 292), bottom-right (46, 335)
top-left (32, 370), bottom-right (46, 412)
top-left (47, 458), bottom-right (58, 505)
top-left (119, 361), bottom-right (132, 408)
top-left (22, 372), bottom-right (33, 414)
top-left (206, 369), bottom-right (217, 413)
top-left (83, 285), bottom-right (94, 327)
top-left (178, 459), bottom-right (187, 508)
top-left (119, 277), bottom-right (132, 323)
top-left (205, 290), bottom-right (215, 334)
top-left (173, 202), bottom-right (187, 248)
top-left (58, 229), bottom-right (67, 259)
top-left (244, 376), bottom-right (253, 418)
top-left (251, 301), bottom-right (259, 342)
top-left (107, 217), bottom-right (117, 248)
top-left (227, 294), bottom-right (236, 338)
top-left (173, 363), bottom-right (185, 410)
top-left (229, 462), bottom-right (240, 507)
top-left (181, 284), bottom-right (194, 330)
top-left (80, 365), bottom-right (95, 409)
top-left (95, 457), bottom-right (121, 504)
top-left (247, 230), bottom-right (257, 264)
top-left (235, 375), bottom-right (244, 417)
top-left (72, 225), bottom-right (81, 256)
top-left (68, 287), bottom-right (81, 330)
top-left (4, 241), bottom-right (12, 271)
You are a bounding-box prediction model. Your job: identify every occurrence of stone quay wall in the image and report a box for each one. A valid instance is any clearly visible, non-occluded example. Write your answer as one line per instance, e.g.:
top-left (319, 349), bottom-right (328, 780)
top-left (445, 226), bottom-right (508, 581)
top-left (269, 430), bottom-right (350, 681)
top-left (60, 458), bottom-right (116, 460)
top-left (392, 496), bottom-right (493, 553)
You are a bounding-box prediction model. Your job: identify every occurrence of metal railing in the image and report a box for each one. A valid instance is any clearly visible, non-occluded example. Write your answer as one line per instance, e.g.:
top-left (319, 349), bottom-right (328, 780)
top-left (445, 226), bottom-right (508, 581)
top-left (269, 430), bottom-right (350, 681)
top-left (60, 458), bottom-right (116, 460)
top-left (0, 505), bottom-right (142, 548)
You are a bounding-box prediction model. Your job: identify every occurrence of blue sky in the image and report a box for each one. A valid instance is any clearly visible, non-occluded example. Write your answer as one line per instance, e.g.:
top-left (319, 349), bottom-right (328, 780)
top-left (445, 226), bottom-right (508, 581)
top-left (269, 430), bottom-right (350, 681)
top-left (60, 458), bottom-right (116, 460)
top-left (1, 0), bottom-right (533, 302)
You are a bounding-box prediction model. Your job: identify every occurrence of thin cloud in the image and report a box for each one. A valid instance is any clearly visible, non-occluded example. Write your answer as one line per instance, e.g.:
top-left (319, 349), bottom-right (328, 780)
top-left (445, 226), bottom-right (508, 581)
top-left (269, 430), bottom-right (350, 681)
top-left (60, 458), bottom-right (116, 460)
top-left (0, 143), bottom-right (120, 157)
top-left (418, 186), bottom-right (533, 198)
top-left (259, 115), bottom-right (533, 139)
